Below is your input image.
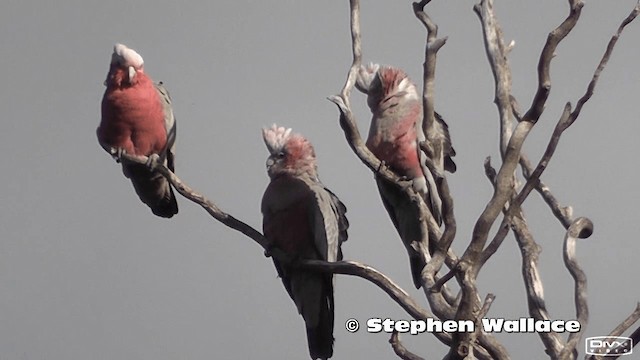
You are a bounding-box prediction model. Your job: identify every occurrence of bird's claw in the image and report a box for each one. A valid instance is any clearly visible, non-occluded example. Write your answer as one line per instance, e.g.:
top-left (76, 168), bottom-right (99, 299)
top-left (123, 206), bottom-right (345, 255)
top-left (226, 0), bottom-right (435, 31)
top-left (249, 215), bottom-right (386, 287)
top-left (107, 147), bottom-right (127, 163)
top-left (263, 244), bottom-right (298, 265)
top-left (264, 243), bottom-right (275, 258)
top-left (145, 154), bottom-right (161, 171)
top-left (391, 176), bottom-right (412, 191)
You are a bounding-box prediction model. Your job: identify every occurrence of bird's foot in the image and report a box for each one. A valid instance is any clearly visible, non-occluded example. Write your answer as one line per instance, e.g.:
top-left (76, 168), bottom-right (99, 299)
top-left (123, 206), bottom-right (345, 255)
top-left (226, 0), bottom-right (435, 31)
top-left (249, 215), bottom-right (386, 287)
top-left (263, 243), bottom-right (275, 258)
top-left (107, 147), bottom-right (127, 163)
top-left (264, 245), bottom-right (298, 264)
top-left (145, 154), bottom-right (161, 171)
top-left (398, 176), bottom-right (415, 191)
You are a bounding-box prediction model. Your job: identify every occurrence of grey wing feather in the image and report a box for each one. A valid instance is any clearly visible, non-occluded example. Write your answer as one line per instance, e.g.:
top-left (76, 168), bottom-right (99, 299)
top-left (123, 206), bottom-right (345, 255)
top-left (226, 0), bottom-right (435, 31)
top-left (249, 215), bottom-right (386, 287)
top-left (416, 111), bottom-right (457, 225)
top-left (154, 82), bottom-right (177, 170)
top-left (416, 111), bottom-right (444, 226)
top-left (308, 181), bottom-right (349, 263)
top-left (326, 188), bottom-right (349, 261)
top-left (434, 112), bottom-right (456, 173)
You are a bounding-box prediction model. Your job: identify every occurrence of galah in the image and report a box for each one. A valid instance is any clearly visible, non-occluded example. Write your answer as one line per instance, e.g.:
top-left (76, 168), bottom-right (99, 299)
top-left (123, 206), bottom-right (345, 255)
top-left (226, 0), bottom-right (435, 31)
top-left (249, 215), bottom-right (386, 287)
top-left (261, 125), bottom-right (348, 360)
top-left (97, 43), bottom-right (178, 218)
top-left (356, 64), bottom-right (455, 288)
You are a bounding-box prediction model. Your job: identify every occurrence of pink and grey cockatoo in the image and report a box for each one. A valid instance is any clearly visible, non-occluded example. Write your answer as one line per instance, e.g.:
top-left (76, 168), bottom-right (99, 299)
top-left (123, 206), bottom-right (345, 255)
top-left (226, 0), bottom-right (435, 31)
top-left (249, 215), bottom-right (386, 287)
top-left (97, 43), bottom-right (178, 218)
top-left (261, 125), bottom-right (348, 360)
top-left (355, 64), bottom-right (455, 288)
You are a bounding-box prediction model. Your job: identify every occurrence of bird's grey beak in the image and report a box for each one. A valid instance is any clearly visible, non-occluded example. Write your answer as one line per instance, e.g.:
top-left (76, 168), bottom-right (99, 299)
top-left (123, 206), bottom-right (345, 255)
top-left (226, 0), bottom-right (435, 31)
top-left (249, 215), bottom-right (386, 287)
top-left (128, 66), bottom-right (136, 83)
top-left (266, 156), bottom-right (275, 169)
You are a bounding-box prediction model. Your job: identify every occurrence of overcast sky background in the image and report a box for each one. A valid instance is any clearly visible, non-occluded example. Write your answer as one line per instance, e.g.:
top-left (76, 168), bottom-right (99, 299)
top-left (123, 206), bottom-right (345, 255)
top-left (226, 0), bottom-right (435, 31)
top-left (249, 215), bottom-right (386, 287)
top-left (1, 0), bottom-right (639, 359)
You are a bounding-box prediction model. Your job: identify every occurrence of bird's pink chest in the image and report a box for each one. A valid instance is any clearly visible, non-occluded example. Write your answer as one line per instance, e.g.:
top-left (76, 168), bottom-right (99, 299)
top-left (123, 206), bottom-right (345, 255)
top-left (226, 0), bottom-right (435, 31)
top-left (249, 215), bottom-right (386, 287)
top-left (99, 85), bottom-right (166, 156)
top-left (366, 123), bottom-right (421, 179)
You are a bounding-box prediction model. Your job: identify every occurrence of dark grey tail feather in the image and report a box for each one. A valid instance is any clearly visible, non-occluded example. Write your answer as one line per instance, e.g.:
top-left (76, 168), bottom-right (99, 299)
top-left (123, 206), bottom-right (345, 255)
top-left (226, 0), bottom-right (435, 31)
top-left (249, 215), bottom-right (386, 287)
top-left (150, 186), bottom-right (178, 218)
top-left (306, 280), bottom-right (335, 360)
top-left (376, 178), bottom-right (427, 289)
top-left (123, 164), bottom-right (178, 218)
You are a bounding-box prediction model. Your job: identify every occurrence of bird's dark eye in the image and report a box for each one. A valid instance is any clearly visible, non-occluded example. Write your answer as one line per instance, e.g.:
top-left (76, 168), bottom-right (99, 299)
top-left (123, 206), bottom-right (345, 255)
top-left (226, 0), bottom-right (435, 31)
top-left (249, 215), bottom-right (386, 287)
top-left (276, 151), bottom-right (286, 158)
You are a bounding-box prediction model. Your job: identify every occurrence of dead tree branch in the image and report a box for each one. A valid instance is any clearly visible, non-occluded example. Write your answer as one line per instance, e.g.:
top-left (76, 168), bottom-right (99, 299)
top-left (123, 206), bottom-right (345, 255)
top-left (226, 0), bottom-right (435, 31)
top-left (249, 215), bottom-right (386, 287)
top-left (513, 215), bottom-right (564, 357)
top-left (586, 303), bottom-right (640, 360)
top-left (119, 154), bottom-right (270, 249)
top-left (303, 260), bottom-right (437, 325)
top-left (413, 0), bottom-right (448, 163)
top-left (411, 6), bottom-right (507, 359)
top-left (113, 152), bottom-right (456, 342)
top-left (601, 303), bottom-right (640, 340)
top-left (390, 331), bottom-right (425, 360)
top-left (450, 0), bottom-right (584, 358)
top-left (557, 218), bottom-right (591, 359)
top-left (570, 0), bottom-right (640, 129)
top-left (585, 303), bottom-right (640, 360)
top-left (473, 0), bottom-right (514, 158)
top-left (510, 97), bottom-right (575, 230)
top-left (519, 154), bottom-right (574, 230)
top-left (482, 158), bottom-right (564, 356)
top-left (412, 1), bottom-right (458, 288)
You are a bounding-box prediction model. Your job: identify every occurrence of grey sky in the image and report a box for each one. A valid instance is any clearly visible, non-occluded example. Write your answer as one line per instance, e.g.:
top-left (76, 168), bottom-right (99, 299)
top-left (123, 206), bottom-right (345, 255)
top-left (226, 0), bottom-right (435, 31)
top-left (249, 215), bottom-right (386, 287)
top-left (1, 0), bottom-right (639, 358)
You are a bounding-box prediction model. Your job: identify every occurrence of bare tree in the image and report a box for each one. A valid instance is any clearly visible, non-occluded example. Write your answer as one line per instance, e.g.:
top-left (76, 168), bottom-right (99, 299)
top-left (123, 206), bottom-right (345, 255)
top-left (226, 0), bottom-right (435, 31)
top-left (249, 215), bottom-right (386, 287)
top-left (113, 1), bottom-right (640, 358)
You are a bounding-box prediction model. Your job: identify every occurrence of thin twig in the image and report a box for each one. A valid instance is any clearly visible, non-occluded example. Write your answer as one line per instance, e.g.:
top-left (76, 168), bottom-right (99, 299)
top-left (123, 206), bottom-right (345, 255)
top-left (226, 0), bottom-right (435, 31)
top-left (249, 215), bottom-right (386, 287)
top-left (390, 331), bottom-right (425, 360)
top-left (604, 303), bottom-right (640, 339)
top-left (508, 0), bottom-right (639, 240)
top-left (569, 0), bottom-right (640, 130)
top-left (519, 154), bottom-right (574, 229)
top-left (587, 303), bottom-right (640, 360)
top-left (510, 96), bottom-right (575, 230)
top-left (478, 293), bottom-right (496, 319)
top-left (524, 0), bottom-right (583, 124)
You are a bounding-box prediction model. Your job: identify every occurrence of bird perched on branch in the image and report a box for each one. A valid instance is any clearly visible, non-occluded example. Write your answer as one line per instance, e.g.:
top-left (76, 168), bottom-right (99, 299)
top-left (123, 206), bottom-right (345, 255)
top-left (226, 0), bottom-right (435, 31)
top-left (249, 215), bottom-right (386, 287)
top-left (97, 43), bottom-right (178, 218)
top-left (356, 64), bottom-right (455, 288)
top-left (261, 125), bottom-right (348, 360)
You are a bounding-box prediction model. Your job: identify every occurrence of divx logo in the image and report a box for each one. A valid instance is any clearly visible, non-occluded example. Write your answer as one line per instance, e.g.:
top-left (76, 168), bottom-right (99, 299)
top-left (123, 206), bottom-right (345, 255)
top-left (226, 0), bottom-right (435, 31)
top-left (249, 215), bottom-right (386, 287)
top-left (585, 336), bottom-right (633, 356)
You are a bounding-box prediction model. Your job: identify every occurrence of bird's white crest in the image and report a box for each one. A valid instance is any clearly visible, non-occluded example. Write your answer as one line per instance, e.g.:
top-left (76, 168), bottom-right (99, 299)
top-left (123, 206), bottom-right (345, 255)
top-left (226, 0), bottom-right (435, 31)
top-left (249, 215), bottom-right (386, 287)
top-left (396, 76), bottom-right (419, 101)
top-left (355, 63), bottom-right (380, 93)
top-left (112, 43), bottom-right (144, 69)
top-left (262, 124), bottom-right (293, 154)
